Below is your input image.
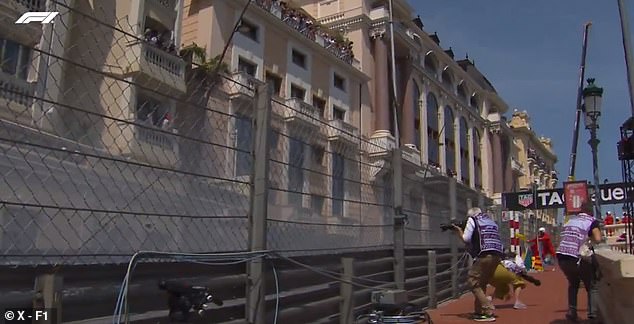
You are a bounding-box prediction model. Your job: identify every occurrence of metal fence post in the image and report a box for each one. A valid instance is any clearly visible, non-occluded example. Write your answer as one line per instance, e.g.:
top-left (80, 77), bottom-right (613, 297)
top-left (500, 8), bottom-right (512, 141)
top-left (33, 273), bottom-right (63, 324)
top-left (427, 250), bottom-right (437, 308)
top-left (246, 83), bottom-right (271, 324)
top-left (449, 178), bottom-right (459, 298)
top-left (340, 257), bottom-right (355, 324)
top-left (392, 148), bottom-right (405, 290)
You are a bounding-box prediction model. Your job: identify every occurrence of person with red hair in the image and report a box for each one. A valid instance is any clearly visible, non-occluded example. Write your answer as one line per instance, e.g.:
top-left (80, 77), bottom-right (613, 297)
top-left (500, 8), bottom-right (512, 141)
top-left (528, 227), bottom-right (556, 267)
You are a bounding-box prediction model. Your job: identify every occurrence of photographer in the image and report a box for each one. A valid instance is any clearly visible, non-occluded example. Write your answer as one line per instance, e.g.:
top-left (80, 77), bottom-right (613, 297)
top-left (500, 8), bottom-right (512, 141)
top-left (556, 201), bottom-right (602, 322)
top-left (451, 207), bottom-right (504, 322)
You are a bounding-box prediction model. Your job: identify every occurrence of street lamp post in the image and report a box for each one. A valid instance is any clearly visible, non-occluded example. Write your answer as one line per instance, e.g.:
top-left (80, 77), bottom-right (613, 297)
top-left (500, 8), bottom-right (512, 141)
top-left (582, 78), bottom-right (604, 220)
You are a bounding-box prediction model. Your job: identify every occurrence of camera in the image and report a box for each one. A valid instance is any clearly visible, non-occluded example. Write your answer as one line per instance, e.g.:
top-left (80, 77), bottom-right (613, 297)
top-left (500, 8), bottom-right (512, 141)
top-left (159, 279), bottom-right (223, 322)
top-left (439, 220), bottom-right (465, 232)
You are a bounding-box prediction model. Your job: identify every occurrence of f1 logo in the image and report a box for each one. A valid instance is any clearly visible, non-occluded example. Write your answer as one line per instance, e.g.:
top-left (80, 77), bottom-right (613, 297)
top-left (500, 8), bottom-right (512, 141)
top-left (15, 12), bottom-right (59, 24)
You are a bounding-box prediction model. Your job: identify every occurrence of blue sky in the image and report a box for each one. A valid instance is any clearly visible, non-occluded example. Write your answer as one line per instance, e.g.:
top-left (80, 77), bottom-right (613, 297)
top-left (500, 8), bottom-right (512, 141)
top-left (413, 1), bottom-right (633, 195)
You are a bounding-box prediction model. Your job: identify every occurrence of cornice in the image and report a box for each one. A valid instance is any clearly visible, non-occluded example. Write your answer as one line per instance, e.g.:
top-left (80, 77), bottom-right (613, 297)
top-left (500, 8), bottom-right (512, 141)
top-left (511, 126), bottom-right (557, 162)
top-left (320, 11), bottom-right (506, 105)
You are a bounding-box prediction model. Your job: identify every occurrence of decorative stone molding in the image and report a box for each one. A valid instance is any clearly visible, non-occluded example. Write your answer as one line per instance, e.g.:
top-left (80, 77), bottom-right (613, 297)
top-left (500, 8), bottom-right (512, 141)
top-left (489, 122), bottom-right (502, 134)
top-left (370, 26), bottom-right (387, 40)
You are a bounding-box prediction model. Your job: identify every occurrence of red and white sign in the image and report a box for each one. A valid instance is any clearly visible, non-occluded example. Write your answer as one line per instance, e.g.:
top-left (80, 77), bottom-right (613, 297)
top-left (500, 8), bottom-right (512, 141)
top-left (563, 181), bottom-right (589, 214)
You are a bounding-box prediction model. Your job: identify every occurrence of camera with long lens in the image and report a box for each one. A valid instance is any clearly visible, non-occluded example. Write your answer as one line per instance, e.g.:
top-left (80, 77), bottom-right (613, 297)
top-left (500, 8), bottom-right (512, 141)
top-left (439, 220), bottom-right (466, 232)
top-left (159, 279), bottom-right (223, 322)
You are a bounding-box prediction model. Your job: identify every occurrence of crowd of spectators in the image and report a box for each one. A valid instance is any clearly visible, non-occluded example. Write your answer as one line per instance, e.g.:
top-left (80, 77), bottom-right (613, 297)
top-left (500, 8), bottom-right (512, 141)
top-left (143, 28), bottom-right (177, 55)
top-left (255, 0), bottom-right (355, 64)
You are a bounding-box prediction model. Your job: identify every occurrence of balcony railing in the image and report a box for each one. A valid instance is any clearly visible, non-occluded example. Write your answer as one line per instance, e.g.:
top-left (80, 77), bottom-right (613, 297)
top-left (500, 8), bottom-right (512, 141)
top-left (253, 0), bottom-right (356, 67)
top-left (366, 133), bottom-right (396, 156)
top-left (141, 43), bottom-right (185, 78)
top-left (327, 119), bottom-right (359, 144)
top-left (402, 144), bottom-right (422, 166)
top-left (0, 71), bottom-right (34, 107)
top-left (13, 0), bottom-right (44, 11)
top-left (135, 125), bottom-right (177, 150)
top-left (124, 41), bottom-right (186, 92)
top-left (224, 71), bottom-right (257, 98)
top-left (511, 157), bottom-right (524, 174)
top-left (283, 98), bottom-right (320, 126)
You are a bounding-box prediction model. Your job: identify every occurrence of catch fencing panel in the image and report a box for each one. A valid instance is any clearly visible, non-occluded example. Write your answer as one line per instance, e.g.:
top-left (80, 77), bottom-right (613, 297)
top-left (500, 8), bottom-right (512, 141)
top-left (0, 0), bottom-right (490, 266)
top-left (266, 98), bottom-right (394, 255)
top-left (0, 4), bottom-right (252, 265)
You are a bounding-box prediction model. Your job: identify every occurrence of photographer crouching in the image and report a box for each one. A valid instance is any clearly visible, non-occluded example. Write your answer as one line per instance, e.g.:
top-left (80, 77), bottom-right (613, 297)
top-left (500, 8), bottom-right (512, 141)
top-left (445, 207), bottom-right (504, 322)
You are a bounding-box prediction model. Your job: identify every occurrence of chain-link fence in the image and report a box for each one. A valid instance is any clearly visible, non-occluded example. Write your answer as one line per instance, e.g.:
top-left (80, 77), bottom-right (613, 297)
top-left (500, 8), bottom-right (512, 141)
top-left (0, 0), bottom-right (493, 267)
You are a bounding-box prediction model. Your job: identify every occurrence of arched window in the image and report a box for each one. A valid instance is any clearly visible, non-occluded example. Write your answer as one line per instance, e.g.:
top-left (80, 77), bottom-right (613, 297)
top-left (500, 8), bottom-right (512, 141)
top-left (459, 118), bottom-right (470, 184)
top-left (426, 93), bottom-right (439, 165)
top-left (457, 83), bottom-right (468, 104)
top-left (470, 94), bottom-right (480, 115)
top-left (413, 83), bottom-right (421, 149)
top-left (424, 53), bottom-right (438, 78)
top-left (473, 129), bottom-right (482, 188)
top-left (441, 68), bottom-right (454, 92)
top-left (444, 106), bottom-right (455, 175)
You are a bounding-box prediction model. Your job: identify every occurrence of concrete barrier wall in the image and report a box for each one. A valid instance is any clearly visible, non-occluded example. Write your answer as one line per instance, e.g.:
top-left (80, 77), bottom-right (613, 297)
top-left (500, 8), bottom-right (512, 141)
top-left (595, 249), bottom-right (634, 324)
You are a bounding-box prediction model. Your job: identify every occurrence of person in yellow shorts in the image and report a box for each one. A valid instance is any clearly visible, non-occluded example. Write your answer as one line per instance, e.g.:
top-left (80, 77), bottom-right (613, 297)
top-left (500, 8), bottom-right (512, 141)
top-left (487, 251), bottom-right (541, 310)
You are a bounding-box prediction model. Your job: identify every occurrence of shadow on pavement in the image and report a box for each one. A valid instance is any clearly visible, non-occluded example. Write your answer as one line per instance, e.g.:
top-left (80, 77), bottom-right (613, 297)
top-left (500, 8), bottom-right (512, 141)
top-left (494, 304), bottom-right (537, 309)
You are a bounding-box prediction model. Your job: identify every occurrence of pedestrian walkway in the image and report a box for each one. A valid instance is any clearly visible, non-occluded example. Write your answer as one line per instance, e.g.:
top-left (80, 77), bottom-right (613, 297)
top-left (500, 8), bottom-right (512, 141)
top-left (427, 267), bottom-right (593, 323)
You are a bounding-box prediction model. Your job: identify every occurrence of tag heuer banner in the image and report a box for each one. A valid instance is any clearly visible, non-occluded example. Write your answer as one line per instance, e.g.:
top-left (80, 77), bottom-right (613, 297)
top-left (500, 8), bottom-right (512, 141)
top-left (502, 182), bottom-right (634, 211)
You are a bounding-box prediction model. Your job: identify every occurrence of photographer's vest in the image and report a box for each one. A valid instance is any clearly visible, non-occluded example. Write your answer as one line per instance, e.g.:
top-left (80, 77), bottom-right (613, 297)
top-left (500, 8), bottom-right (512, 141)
top-left (469, 214), bottom-right (503, 257)
top-left (556, 213), bottom-right (595, 258)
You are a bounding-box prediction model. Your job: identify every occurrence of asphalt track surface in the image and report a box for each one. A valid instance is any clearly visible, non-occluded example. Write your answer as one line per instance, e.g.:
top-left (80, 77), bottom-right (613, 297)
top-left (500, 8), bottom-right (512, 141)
top-left (427, 266), bottom-right (596, 324)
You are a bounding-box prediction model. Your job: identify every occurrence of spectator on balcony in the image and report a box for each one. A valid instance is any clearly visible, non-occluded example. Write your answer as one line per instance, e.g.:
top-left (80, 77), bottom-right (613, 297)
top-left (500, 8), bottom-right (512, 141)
top-left (144, 28), bottom-right (159, 44)
top-left (161, 112), bottom-right (172, 130)
top-left (605, 211), bottom-right (614, 236)
top-left (262, 0), bottom-right (353, 64)
top-left (143, 28), bottom-right (176, 54)
top-left (622, 211), bottom-right (631, 223)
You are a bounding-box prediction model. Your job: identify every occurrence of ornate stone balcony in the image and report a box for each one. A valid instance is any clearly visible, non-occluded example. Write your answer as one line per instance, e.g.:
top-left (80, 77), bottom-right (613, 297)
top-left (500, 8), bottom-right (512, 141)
top-left (0, 71), bottom-right (33, 107)
top-left (283, 98), bottom-right (321, 128)
top-left (327, 119), bottom-right (358, 145)
top-left (224, 71), bottom-right (258, 99)
top-left (126, 42), bottom-right (186, 93)
top-left (511, 157), bottom-right (524, 174)
top-left (366, 133), bottom-right (396, 158)
top-left (402, 144), bottom-right (421, 167)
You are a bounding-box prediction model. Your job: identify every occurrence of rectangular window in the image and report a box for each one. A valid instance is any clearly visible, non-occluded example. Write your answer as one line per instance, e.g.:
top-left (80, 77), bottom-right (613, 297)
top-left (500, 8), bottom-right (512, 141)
top-left (290, 84), bottom-right (306, 101)
top-left (235, 115), bottom-right (253, 177)
top-left (333, 73), bottom-right (346, 91)
top-left (332, 153), bottom-right (345, 216)
top-left (238, 58), bottom-right (257, 76)
top-left (291, 49), bottom-right (307, 68)
top-left (311, 195), bottom-right (324, 214)
top-left (312, 96), bottom-right (326, 118)
top-left (238, 19), bottom-right (259, 41)
top-left (312, 145), bottom-right (324, 166)
top-left (0, 38), bottom-right (31, 80)
top-left (266, 72), bottom-right (282, 96)
top-left (333, 106), bottom-right (345, 121)
top-left (288, 137), bottom-right (305, 207)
